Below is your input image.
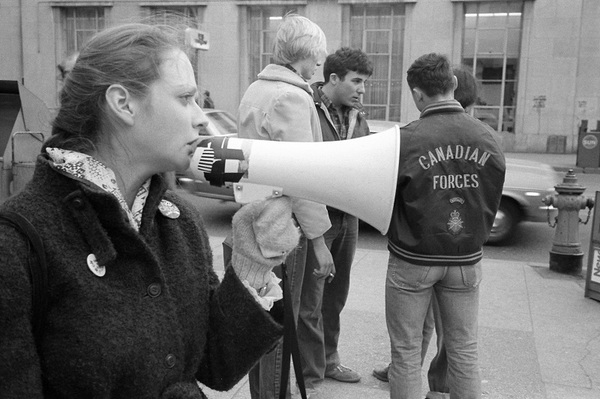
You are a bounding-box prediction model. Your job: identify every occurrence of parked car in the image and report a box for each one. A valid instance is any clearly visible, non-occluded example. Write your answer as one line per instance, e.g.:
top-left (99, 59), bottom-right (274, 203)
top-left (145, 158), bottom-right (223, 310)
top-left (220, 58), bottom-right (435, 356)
top-left (180, 117), bottom-right (560, 245)
top-left (198, 109), bottom-right (238, 137)
top-left (493, 158), bottom-right (560, 244)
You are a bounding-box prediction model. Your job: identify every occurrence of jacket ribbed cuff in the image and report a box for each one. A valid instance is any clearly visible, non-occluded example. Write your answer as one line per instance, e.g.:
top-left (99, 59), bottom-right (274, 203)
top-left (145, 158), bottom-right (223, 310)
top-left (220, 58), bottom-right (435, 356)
top-left (231, 252), bottom-right (276, 290)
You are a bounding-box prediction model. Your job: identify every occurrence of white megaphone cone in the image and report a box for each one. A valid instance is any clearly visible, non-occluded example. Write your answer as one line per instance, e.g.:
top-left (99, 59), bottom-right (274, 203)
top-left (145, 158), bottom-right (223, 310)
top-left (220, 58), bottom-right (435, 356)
top-left (188, 126), bottom-right (400, 234)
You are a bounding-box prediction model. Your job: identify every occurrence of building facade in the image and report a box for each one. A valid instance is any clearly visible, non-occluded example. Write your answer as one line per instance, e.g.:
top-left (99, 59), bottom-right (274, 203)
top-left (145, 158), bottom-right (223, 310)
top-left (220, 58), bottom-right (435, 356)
top-left (1, 0), bottom-right (599, 153)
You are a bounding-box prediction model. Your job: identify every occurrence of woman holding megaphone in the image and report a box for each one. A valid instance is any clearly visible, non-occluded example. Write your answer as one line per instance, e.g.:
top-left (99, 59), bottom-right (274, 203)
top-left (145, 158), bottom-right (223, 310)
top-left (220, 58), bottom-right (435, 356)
top-left (0, 22), bottom-right (297, 398)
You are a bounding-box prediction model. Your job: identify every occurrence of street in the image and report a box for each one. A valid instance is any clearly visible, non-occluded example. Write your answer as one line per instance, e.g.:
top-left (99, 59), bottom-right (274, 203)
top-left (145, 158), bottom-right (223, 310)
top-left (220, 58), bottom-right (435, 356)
top-left (178, 172), bottom-right (600, 399)
top-left (179, 169), bottom-right (600, 268)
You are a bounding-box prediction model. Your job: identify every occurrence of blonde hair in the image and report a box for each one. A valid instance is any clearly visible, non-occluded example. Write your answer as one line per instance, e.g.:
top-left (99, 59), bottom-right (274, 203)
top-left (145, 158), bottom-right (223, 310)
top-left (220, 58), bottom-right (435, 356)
top-left (272, 14), bottom-right (327, 65)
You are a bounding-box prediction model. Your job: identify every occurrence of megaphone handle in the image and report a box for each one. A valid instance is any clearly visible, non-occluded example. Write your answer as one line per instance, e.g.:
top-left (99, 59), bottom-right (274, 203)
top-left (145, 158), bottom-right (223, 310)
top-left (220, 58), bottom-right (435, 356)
top-left (279, 263), bottom-right (308, 399)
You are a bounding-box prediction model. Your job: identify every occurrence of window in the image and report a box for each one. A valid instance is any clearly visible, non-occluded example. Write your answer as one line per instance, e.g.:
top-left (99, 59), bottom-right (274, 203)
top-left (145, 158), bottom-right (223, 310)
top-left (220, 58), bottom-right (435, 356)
top-left (247, 6), bottom-right (300, 84)
top-left (146, 6), bottom-right (203, 29)
top-left (349, 4), bottom-right (405, 121)
top-left (61, 7), bottom-right (106, 57)
top-left (144, 6), bottom-right (205, 82)
top-left (462, 1), bottom-right (523, 133)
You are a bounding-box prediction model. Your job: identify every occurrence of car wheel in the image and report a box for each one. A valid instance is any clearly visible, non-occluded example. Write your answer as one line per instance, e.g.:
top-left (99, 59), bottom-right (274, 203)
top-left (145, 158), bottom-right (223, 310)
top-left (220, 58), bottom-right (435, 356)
top-left (488, 199), bottom-right (520, 245)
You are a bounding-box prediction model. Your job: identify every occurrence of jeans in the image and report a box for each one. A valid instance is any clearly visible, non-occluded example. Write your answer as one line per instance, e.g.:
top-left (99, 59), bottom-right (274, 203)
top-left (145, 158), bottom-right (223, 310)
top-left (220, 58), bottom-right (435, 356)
top-left (249, 235), bottom-right (308, 399)
top-left (297, 211), bottom-right (358, 389)
top-left (385, 255), bottom-right (482, 399)
top-left (427, 295), bottom-right (449, 394)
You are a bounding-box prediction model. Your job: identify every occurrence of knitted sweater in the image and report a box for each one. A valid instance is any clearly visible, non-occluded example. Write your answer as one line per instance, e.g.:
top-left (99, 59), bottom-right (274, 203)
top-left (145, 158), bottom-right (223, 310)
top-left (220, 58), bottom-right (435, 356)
top-left (0, 155), bottom-right (283, 398)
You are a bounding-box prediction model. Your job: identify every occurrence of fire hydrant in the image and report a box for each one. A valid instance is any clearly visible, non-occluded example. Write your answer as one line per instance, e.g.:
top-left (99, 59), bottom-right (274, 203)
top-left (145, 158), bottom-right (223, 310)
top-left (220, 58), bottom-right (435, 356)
top-left (542, 169), bottom-right (594, 275)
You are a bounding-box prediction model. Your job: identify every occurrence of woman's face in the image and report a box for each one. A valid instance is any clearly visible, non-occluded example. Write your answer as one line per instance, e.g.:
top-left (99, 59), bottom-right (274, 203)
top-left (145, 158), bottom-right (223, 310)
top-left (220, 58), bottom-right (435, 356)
top-left (297, 55), bottom-right (323, 81)
top-left (133, 49), bottom-right (208, 174)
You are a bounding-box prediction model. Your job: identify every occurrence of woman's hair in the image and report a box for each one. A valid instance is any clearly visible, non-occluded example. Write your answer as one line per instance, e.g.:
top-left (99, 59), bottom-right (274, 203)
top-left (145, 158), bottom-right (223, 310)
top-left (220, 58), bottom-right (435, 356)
top-left (272, 14), bottom-right (327, 66)
top-left (46, 23), bottom-right (184, 153)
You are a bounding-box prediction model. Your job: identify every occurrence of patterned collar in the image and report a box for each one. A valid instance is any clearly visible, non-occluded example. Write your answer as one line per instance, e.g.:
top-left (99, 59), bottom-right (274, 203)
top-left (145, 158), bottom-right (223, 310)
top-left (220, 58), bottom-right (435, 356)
top-left (318, 86), bottom-right (351, 139)
top-left (46, 148), bottom-right (150, 231)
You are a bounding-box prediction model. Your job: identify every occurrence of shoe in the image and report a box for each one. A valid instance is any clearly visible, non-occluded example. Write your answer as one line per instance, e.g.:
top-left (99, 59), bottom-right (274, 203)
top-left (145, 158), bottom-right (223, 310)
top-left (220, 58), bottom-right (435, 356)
top-left (425, 392), bottom-right (450, 399)
top-left (372, 363), bottom-right (390, 382)
top-left (325, 364), bottom-right (361, 383)
top-left (300, 387), bottom-right (318, 399)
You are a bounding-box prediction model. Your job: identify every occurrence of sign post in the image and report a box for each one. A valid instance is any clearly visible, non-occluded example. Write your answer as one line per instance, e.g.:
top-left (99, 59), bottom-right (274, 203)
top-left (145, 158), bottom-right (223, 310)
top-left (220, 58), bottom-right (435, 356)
top-left (185, 28), bottom-right (209, 51)
top-left (584, 191), bottom-right (600, 302)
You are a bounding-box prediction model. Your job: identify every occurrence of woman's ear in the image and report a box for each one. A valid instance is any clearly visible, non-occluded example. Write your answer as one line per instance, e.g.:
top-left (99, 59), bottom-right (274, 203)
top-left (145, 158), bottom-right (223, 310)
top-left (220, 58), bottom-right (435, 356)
top-left (105, 84), bottom-right (134, 126)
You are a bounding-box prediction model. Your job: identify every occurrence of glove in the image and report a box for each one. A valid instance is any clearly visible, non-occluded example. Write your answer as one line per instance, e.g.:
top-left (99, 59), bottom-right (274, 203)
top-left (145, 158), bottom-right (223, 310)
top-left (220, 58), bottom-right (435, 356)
top-left (231, 197), bottom-right (300, 290)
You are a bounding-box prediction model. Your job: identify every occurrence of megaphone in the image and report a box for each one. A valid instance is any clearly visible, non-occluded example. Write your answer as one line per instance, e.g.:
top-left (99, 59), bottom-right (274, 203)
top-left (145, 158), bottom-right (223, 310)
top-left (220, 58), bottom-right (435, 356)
top-left (188, 126), bottom-right (400, 234)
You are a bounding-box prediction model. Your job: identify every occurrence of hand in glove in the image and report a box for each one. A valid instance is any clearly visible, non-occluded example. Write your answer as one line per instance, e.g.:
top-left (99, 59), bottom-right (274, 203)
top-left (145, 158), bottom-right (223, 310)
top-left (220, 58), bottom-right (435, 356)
top-left (231, 197), bottom-right (300, 291)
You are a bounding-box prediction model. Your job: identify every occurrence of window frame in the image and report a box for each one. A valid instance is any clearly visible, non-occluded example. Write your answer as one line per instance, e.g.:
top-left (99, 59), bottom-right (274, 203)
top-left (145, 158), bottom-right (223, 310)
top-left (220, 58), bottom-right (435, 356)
top-left (57, 6), bottom-right (107, 59)
top-left (460, 0), bottom-right (524, 134)
top-left (245, 5), bottom-right (304, 86)
top-left (141, 5), bottom-right (206, 84)
top-left (347, 3), bottom-right (406, 122)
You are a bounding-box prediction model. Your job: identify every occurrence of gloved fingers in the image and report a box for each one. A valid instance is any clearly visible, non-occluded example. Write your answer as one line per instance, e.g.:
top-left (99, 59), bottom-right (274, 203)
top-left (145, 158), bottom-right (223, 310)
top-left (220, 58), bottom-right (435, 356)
top-left (252, 197), bottom-right (299, 259)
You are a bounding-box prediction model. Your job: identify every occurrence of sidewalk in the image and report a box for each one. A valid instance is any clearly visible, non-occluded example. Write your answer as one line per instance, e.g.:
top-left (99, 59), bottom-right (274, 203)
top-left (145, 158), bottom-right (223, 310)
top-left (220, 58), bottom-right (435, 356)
top-left (202, 151), bottom-right (600, 399)
top-left (206, 238), bottom-right (600, 399)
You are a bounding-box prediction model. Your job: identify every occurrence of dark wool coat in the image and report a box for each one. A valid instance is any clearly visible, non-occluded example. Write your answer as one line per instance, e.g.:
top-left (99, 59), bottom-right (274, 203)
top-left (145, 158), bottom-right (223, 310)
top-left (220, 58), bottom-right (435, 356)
top-left (0, 155), bottom-right (283, 399)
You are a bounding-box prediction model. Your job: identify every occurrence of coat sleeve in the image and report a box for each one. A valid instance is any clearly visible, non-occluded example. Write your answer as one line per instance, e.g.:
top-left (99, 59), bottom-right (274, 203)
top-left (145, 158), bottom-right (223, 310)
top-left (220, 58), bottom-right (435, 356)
top-left (265, 90), bottom-right (321, 143)
top-left (0, 227), bottom-right (45, 398)
top-left (265, 91), bottom-right (332, 238)
top-left (290, 198), bottom-right (331, 239)
top-left (195, 267), bottom-right (283, 391)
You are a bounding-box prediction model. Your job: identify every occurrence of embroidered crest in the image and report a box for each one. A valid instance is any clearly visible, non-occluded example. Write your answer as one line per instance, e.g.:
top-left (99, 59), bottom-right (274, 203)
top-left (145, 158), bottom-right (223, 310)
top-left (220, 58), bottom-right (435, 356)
top-left (447, 209), bottom-right (464, 235)
top-left (87, 253), bottom-right (106, 277)
top-left (449, 197), bottom-right (465, 205)
top-left (159, 200), bottom-right (180, 219)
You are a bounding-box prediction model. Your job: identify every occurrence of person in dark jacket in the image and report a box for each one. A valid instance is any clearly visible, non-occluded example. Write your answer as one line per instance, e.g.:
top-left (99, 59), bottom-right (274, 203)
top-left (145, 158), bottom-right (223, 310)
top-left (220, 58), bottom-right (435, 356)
top-left (0, 22), bottom-right (296, 399)
top-left (385, 53), bottom-right (505, 399)
top-left (373, 63), bottom-right (485, 399)
top-left (296, 47), bottom-right (372, 392)
top-left (203, 90), bottom-right (215, 109)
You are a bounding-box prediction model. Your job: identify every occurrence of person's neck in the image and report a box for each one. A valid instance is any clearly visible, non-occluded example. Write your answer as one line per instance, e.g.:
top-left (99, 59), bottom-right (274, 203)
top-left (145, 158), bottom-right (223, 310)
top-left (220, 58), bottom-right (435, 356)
top-left (321, 83), bottom-right (344, 112)
top-left (94, 145), bottom-right (150, 209)
top-left (419, 93), bottom-right (454, 111)
top-left (285, 62), bottom-right (301, 76)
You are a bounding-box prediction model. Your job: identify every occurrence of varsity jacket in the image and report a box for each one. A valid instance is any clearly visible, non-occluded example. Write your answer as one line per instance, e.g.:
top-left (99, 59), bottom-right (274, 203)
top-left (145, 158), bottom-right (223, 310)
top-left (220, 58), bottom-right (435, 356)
top-left (0, 155), bottom-right (283, 398)
top-left (387, 100), bottom-right (506, 266)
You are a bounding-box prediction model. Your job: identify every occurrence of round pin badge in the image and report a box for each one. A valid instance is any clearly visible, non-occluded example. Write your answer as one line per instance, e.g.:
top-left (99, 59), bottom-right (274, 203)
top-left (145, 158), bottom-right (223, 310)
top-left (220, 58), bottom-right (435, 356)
top-left (87, 253), bottom-right (106, 277)
top-left (159, 200), bottom-right (180, 219)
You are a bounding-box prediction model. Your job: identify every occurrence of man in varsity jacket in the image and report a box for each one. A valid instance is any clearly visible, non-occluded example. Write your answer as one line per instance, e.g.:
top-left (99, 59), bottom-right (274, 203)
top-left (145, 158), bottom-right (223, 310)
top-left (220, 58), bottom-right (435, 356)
top-left (385, 53), bottom-right (505, 399)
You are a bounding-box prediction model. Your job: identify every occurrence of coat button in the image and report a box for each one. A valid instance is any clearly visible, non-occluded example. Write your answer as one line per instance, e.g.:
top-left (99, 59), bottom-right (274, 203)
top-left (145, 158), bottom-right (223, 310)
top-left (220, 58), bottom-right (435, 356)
top-left (72, 197), bottom-right (85, 209)
top-left (147, 283), bottom-right (162, 298)
top-left (164, 354), bottom-right (176, 368)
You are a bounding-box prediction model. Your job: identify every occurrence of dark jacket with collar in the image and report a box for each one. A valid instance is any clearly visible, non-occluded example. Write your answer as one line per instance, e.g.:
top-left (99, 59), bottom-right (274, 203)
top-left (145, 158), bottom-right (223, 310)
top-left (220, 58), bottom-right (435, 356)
top-left (0, 155), bottom-right (282, 399)
top-left (311, 82), bottom-right (370, 143)
top-left (387, 100), bottom-right (506, 266)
